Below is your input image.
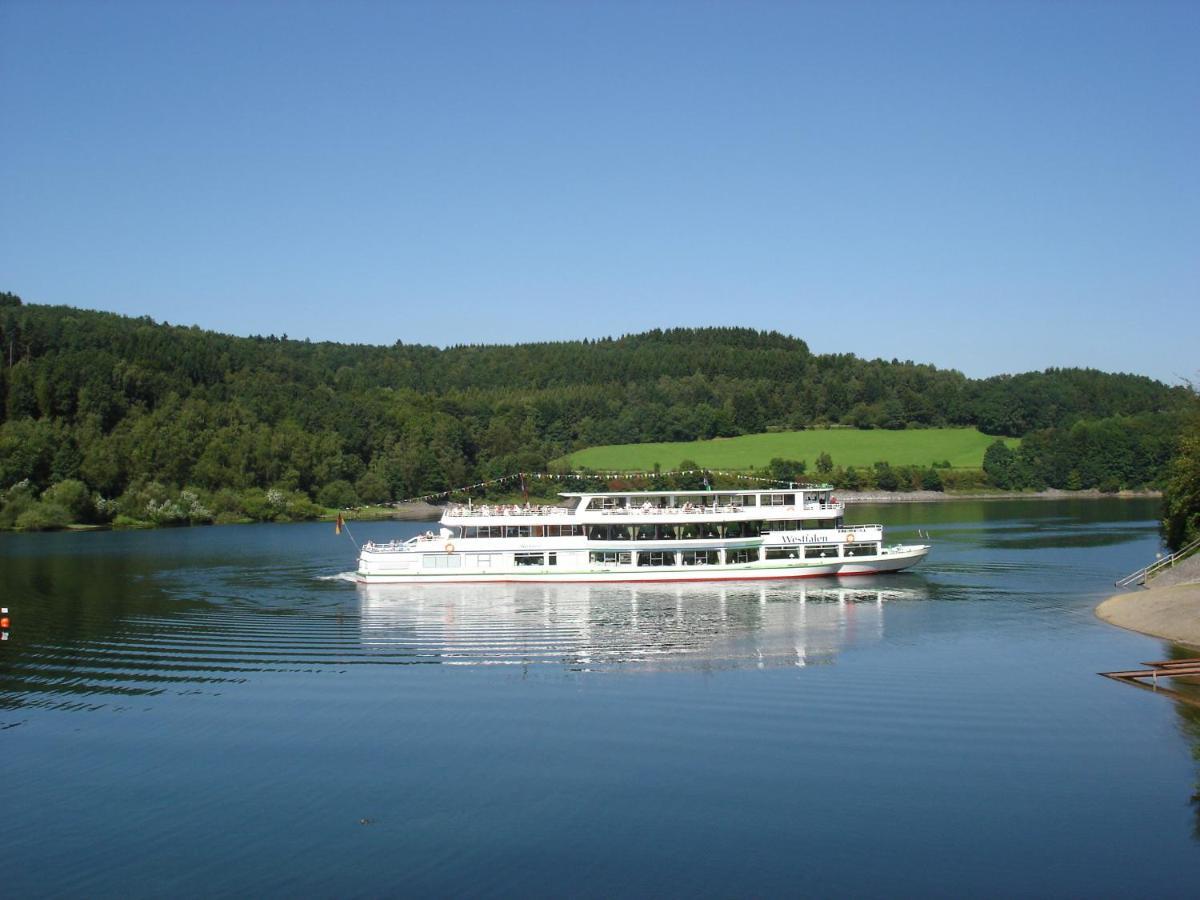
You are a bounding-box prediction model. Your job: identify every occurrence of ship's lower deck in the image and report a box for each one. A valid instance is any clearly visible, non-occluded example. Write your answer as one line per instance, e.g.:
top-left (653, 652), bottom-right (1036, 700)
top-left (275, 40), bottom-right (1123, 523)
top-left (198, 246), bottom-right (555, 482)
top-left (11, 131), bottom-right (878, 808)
top-left (356, 544), bottom-right (929, 584)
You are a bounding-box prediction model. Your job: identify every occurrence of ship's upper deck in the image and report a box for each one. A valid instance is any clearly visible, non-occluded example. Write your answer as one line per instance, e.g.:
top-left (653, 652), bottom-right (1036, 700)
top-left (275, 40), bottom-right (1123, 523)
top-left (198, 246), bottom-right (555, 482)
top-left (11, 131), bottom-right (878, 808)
top-left (442, 488), bottom-right (843, 523)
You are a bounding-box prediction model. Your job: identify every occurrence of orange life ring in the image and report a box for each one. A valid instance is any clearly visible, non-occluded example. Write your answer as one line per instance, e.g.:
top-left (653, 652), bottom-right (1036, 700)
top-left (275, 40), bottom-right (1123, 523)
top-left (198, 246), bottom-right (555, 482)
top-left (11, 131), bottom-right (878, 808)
top-left (445, 543), bottom-right (455, 553)
top-left (846, 533), bottom-right (856, 543)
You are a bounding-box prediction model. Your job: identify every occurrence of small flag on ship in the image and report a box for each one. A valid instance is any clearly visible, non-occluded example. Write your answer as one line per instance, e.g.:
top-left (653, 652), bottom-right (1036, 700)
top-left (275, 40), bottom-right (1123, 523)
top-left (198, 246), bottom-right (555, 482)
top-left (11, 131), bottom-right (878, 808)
top-left (335, 513), bottom-right (345, 535)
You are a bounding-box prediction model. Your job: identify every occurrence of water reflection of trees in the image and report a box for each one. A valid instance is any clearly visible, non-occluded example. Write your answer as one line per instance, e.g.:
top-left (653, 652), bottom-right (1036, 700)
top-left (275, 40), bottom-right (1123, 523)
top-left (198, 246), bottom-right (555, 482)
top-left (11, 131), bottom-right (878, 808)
top-left (1164, 645), bottom-right (1200, 840)
top-left (1180, 702), bottom-right (1200, 841)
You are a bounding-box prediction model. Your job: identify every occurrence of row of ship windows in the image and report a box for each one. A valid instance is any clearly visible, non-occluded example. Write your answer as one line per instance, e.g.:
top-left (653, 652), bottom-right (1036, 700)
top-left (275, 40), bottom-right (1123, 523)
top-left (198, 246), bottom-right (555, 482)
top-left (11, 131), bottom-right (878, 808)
top-left (421, 543), bottom-right (880, 569)
top-left (592, 544), bottom-right (878, 564)
top-left (593, 493), bottom-right (824, 509)
top-left (423, 552), bottom-right (561, 569)
top-left (458, 520), bottom-right (843, 541)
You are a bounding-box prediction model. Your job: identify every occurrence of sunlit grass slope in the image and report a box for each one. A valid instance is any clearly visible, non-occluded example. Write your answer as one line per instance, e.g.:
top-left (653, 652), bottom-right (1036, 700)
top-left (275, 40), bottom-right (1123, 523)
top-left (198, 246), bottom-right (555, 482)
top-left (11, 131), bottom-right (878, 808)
top-left (558, 428), bottom-right (1019, 472)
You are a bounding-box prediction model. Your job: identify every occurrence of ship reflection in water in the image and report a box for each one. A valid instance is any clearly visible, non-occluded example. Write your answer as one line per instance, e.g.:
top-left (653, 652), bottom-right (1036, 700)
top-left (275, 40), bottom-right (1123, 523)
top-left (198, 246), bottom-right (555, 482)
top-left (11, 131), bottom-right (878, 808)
top-left (358, 579), bottom-right (922, 672)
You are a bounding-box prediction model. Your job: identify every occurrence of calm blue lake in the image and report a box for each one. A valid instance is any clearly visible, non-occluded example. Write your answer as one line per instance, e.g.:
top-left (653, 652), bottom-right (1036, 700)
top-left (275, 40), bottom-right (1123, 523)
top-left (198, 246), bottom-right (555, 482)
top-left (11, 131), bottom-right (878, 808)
top-left (2, 499), bottom-right (1198, 896)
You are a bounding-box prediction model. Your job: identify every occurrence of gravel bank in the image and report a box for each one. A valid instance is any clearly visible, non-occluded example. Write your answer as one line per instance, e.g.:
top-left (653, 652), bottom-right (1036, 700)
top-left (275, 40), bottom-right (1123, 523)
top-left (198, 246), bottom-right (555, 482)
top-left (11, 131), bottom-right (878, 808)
top-left (1096, 554), bottom-right (1200, 650)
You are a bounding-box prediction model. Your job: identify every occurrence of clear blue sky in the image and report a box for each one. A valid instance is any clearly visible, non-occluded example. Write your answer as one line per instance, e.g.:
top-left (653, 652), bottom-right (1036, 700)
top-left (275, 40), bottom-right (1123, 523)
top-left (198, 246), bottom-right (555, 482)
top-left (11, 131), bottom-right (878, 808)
top-left (1, 1), bottom-right (1196, 381)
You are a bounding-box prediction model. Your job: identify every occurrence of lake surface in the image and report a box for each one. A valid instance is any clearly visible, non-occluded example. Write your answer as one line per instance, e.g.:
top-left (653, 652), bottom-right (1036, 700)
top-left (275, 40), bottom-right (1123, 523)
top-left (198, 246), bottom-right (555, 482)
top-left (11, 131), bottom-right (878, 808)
top-left (3, 499), bottom-right (1198, 896)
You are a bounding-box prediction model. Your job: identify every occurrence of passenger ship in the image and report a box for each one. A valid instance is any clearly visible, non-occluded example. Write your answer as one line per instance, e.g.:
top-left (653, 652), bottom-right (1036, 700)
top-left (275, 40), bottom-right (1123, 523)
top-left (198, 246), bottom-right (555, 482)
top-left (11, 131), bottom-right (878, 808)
top-left (357, 486), bottom-right (929, 584)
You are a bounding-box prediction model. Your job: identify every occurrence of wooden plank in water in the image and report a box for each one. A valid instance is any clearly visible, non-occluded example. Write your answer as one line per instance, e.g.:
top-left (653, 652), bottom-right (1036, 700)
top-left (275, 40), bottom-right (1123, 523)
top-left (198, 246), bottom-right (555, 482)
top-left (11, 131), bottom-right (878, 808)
top-left (1140, 658), bottom-right (1200, 668)
top-left (1101, 666), bottom-right (1200, 680)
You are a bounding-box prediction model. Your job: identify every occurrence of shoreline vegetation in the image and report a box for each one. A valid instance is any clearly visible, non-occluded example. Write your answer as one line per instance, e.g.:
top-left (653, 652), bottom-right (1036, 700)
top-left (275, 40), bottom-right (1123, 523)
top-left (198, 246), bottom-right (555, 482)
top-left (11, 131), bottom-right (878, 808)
top-left (0, 488), bottom-right (1163, 535)
top-left (0, 295), bottom-right (1194, 541)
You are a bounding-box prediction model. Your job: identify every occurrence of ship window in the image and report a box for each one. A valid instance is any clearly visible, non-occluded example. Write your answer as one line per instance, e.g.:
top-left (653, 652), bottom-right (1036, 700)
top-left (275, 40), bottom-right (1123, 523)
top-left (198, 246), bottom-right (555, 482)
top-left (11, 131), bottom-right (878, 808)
top-left (681, 550), bottom-right (719, 566)
top-left (636, 525), bottom-right (656, 541)
top-left (474, 554), bottom-right (493, 567)
top-left (461, 527), bottom-right (477, 539)
top-left (765, 520), bottom-right (798, 531)
top-left (725, 522), bottom-right (744, 538)
top-left (739, 494), bottom-right (758, 506)
top-left (844, 543), bottom-right (878, 558)
top-left (804, 545), bottom-right (838, 559)
top-left (547, 552), bottom-right (557, 565)
top-left (679, 523), bottom-right (703, 540)
top-left (763, 494), bottom-right (795, 506)
top-left (590, 551), bottom-right (632, 565)
top-left (656, 524), bottom-right (677, 540)
top-left (766, 548), bottom-right (800, 560)
top-left (423, 554), bottom-right (463, 569)
top-left (743, 521), bottom-right (762, 537)
top-left (701, 522), bottom-right (722, 539)
top-left (514, 552), bottom-right (545, 566)
top-left (727, 548), bottom-right (757, 564)
top-left (637, 551), bottom-right (674, 567)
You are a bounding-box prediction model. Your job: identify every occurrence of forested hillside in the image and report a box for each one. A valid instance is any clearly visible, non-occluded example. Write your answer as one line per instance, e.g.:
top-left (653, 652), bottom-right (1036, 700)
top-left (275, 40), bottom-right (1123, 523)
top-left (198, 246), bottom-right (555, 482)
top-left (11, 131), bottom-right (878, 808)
top-left (0, 291), bottom-right (1188, 527)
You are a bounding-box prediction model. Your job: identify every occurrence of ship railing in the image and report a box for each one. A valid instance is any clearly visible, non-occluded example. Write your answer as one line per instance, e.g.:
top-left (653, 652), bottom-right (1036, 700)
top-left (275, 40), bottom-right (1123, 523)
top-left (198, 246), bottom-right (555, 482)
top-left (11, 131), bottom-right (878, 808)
top-left (361, 539), bottom-right (408, 553)
top-left (595, 502), bottom-right (844, 516)
top-left (363, 532), bottom-right (445, 553)
top-left (444, 505), bottom-right (572, 517)
top-left (443, 502), bottom-right (844, 518)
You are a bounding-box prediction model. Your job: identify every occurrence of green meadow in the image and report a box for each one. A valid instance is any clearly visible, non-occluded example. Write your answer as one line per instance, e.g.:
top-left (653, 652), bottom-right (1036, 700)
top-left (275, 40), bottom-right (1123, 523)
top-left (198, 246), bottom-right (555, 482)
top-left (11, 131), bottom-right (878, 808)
top-left (558, 428), bottom-right (1018, 472)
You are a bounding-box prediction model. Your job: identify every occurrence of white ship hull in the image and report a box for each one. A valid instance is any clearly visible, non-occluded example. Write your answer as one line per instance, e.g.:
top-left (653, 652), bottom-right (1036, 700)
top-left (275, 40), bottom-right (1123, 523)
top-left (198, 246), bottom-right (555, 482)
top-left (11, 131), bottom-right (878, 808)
top-left (357, 545), bottom-right (929, 584)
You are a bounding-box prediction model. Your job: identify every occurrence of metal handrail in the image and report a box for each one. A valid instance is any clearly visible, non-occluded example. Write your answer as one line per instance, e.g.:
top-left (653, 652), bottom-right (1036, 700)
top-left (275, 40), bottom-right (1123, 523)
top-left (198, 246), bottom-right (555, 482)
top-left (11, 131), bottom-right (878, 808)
top-left (1115, 535), bottom-right (1200, 588)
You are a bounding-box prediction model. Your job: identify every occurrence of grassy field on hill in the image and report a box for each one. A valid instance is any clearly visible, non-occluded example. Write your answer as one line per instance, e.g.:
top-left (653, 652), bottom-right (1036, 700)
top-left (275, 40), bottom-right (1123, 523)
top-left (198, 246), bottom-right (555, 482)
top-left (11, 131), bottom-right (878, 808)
top-left (558, 428), bottom-right (1019, 472)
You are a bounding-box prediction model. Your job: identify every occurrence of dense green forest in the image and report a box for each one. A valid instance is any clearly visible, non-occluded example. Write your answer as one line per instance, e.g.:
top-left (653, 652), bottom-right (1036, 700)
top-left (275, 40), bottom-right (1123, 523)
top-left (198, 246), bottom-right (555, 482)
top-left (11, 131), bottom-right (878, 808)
top-left (1160, 403), bottom-right (1200, 552)
top-left (0, 291), bottom-right (1190, 530)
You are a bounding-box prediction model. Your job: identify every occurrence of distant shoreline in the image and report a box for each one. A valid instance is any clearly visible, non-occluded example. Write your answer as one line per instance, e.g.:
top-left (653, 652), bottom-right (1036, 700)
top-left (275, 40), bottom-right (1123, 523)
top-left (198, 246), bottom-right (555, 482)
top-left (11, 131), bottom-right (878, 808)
top-left (0, 491), bottom-right (1161, 535)
top-left (836, 488), bottom-right (1161, 504)
top-left (372, 489), bottom-right (1160, 520)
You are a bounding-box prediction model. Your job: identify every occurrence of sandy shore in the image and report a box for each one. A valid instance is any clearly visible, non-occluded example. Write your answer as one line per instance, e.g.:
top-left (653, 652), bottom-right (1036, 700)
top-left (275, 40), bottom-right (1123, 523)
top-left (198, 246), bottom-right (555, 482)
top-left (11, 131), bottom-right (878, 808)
top-left (1098, 553), bottom-right (1200, 648)
top-left (1097, 584), bottom-right (1200, 650)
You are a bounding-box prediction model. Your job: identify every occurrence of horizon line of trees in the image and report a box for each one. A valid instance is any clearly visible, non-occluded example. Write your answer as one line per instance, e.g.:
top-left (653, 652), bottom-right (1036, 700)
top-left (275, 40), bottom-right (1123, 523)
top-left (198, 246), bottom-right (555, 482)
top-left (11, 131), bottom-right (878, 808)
top-left (0, 291), bottom-right (1193, 533)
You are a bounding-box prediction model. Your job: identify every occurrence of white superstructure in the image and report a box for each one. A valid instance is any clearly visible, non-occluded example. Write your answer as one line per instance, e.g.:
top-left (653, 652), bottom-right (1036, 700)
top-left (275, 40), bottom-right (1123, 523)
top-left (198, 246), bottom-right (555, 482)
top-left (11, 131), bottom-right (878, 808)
top-left (357, 487), bottom-right (929, 584)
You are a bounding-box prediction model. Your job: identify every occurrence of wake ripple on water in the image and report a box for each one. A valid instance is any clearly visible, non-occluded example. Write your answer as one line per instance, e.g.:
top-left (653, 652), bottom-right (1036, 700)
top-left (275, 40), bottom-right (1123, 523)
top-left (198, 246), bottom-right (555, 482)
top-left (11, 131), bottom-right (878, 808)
top-left (315, 571), bottom-right (359, 583)
top-left (0, 580), bottom-right (921, 714)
